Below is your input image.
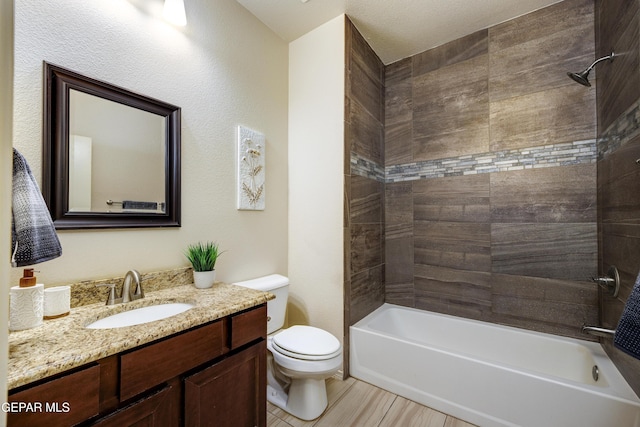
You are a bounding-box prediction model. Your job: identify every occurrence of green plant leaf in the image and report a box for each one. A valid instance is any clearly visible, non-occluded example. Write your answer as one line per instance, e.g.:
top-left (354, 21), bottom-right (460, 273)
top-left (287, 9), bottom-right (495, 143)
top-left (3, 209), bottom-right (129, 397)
top-left (184, 241), bottom-right (223, 272)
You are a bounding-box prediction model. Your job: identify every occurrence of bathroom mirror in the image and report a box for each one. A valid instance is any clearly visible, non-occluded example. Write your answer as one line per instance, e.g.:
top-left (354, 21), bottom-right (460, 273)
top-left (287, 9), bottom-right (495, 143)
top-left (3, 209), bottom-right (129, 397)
top-left (43, 62), bottom-right (181, 229)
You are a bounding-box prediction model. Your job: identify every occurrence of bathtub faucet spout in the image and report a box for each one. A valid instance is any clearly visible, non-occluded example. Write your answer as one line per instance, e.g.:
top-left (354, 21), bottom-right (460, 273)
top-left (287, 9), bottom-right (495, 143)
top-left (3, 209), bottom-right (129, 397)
top-left (582, 325), bottom-right (615, 338)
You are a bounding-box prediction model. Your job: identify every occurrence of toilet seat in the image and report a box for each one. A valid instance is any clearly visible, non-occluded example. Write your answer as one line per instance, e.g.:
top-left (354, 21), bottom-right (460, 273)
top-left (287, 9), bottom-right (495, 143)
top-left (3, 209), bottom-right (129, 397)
top-left (272, 325), bottom-right (341, 361)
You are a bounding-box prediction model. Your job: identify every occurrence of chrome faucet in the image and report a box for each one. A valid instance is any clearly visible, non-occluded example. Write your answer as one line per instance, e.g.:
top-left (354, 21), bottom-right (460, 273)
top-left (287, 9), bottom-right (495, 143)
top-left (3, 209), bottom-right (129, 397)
top-left (122, 270), bottom-right (143, 303)
top-left (582, 325), bottom-right (615, 338)
top-left (96, 270), bottom-right (144, 305)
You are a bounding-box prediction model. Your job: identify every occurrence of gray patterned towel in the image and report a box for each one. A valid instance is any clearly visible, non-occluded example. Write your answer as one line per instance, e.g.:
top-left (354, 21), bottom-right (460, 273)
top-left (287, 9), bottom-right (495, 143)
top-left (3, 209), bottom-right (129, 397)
top-left (11, 148), bottom-right (62, 267)
top-left (614, 270), bottom-right (640, 360)
top-left (123, 200), bottom-right (158, 210)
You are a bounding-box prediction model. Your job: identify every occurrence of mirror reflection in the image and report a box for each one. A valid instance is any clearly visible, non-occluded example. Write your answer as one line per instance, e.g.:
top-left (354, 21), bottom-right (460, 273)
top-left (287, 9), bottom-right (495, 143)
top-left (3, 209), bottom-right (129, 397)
top-left (68, 90), bottom-right (166, 213)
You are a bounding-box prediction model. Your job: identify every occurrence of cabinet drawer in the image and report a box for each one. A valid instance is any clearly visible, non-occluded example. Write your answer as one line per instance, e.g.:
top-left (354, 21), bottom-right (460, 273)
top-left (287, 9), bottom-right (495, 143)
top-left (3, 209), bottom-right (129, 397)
top-left (120, 320), bottom-right (226, 401)
top-left (8, 364), bottom-right (100, 427)
top-left (231, 304), bottom-right (266, 349)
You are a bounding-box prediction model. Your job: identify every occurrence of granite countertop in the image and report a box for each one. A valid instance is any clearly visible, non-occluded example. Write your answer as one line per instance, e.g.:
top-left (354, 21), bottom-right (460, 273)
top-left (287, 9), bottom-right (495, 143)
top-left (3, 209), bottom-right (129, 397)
top-left (8, 282), bottom-right (273, 390)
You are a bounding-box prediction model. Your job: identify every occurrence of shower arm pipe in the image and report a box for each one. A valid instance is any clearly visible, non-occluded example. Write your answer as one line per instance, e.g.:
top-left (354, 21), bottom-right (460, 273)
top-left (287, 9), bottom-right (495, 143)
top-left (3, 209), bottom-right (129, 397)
top-left (583, 52), bottom-right (615, 74)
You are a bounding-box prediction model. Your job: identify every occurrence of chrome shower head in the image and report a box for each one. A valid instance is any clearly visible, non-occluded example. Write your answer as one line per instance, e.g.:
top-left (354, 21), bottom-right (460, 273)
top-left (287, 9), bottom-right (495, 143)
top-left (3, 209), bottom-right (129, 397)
top-left (567, 52), bottom-right (615, 87)
top-left (567, 70), bottom-right (592, 87)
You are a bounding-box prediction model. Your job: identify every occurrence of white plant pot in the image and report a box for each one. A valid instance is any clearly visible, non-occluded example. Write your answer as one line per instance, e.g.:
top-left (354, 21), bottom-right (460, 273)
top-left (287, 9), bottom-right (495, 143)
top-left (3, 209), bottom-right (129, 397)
top-left (193, 270), bottom-right (216, 289)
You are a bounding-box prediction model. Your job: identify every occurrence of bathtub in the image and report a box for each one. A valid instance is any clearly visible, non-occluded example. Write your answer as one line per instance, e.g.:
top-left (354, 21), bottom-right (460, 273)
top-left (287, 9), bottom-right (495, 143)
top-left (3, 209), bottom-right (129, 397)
top-left (350, 304), bottom-right (640, 427)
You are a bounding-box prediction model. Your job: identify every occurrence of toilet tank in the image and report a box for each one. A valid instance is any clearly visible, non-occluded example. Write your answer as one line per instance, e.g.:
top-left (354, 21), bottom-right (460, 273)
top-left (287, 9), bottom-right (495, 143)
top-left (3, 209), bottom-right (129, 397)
top-left (233, 274), bottom-right (289, 334)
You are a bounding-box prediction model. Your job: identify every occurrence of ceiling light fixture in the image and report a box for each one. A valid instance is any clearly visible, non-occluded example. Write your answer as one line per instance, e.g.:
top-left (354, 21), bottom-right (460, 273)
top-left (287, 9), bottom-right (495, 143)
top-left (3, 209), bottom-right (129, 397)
top-left (163, 0), bottom-right (187, 26)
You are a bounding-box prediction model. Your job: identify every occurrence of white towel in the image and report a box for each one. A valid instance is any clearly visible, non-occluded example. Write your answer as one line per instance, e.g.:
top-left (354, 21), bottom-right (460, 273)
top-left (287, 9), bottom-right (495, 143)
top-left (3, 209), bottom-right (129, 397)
top-left (11, 148), bottom-right (62, 266)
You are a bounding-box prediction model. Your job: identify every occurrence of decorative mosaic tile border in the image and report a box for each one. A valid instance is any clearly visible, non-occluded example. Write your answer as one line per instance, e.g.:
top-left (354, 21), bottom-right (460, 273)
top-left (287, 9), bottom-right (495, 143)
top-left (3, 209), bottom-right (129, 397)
top-left (598, 99), bottom-right (640, 160)
top-left (351, 139), bottom-right (597, 183)
top-left (350, 155), bottom-right (385, 182)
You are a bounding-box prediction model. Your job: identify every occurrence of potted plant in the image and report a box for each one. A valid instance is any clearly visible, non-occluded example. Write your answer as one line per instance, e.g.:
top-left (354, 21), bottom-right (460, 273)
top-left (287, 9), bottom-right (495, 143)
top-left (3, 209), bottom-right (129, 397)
top-left (184, 241), bottom-right (223, 289)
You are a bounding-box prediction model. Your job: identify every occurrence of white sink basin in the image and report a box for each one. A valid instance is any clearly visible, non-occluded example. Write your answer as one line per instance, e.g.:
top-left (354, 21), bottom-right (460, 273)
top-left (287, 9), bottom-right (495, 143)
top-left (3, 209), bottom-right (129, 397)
top-left (86, 302), bottom-right (195, 329)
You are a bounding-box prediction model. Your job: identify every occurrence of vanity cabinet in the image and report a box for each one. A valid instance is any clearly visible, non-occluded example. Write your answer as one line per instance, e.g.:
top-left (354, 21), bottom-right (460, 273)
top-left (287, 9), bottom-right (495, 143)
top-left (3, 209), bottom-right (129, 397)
top-left (7, 304), bottom-right (267, 427)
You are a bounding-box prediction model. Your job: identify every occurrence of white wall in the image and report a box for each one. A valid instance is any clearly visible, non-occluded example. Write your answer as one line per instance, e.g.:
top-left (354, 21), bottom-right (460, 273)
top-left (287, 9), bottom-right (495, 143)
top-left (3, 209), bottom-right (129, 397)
top-left (288, 15), bottom-right (345, 344)
top-left (1, 1), bottom-right (13, 424)
top-left (10, 0), bottom-right (289, 286)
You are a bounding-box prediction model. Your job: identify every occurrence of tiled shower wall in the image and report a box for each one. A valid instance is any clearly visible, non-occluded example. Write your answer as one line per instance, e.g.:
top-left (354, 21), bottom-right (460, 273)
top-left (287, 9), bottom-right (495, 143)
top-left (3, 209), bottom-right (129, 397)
top-left (344, 17), bottom-right (385, 346)
top-left (383, 0), bottom-right (600, 339)
top-left (596, 0), bottom-right (640, 395)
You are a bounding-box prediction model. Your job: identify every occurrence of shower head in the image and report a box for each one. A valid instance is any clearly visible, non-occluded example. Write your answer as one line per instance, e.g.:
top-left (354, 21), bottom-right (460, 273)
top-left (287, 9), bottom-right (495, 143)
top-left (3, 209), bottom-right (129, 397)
top-left (567, 52), bottom-right (615, 87)
top-left (567, 69), bottom-right (591, 87)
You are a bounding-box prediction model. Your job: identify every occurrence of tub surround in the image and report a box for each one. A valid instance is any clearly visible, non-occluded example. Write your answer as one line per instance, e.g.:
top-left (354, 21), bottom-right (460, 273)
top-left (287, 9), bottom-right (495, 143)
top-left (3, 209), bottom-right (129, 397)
top-left (381, 0), bottom-right (598, 340)
top-left (344, 16), bottom-right (386, 335)
top-left (8, 271), bottom-right (273, 390)
top-left (341, 0), bottom-right (600, 378)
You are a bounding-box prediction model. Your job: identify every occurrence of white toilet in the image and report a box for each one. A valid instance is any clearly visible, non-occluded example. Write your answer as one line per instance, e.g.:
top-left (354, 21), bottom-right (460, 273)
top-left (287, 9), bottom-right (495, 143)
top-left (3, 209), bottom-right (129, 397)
top-left (234, 274), bottom-right (342, 421)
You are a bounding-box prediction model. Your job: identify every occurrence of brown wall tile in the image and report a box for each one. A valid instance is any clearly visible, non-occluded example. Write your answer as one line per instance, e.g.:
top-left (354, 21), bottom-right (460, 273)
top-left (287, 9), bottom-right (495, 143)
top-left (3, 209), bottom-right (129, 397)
top-left (385, 58), bottom-right (412, 166)
top-left (600, 223), bottom-right (640, 320)
top-left (489, 0), bottom-right (594, 52)
top-left (414, 265), bottom-right (492, 319)
top-left (599, 135), bottom-right (640, 224)
top-left (492, 223), bottom-right (597, 280)
top-left (385, 181), bottom-right (413, 224)
top-left (413, 174), bottom-right (490, 222)
top-left (347, 100), bottom-right (384, 164)
top-left (385, 282), bottom-right (414, 307)
top-left (413, 55), bottom-right (489, 161)
top-left (349, 59), bottom-right (384, 129)
top-left (350, 224), bottom-right (383, 274)
top-left (489, 0), bottom-right (595, 101)
top-left (414, 221), bottom-right (492, 273)
top-left (385, 223), bottom-right (413, 285)
top-left (350, 175), bottom-right (383, 224)
top-left (412, 29), bottom-right (488, 77)
top-left (596, 0), bottom-right (640, 132)
top-left (491, 274), bottom-right (598, 338)
top-left (491, 164), bottom-right (597, 223)
top-left (489, 85), bottom-right (596, 152)
top-left (350, 265), bottom-right (385, 324)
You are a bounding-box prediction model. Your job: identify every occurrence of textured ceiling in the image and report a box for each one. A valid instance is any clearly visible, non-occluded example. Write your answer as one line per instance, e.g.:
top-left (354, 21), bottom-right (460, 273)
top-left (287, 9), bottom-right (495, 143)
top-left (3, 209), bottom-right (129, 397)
top-left (236, 0), bottom-right (563, 64)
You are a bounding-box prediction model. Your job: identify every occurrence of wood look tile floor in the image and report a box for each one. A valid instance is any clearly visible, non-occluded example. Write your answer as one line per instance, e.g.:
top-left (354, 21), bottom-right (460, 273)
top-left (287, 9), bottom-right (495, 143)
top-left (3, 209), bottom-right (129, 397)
top-left (267, 377), bottom-right (477, 427)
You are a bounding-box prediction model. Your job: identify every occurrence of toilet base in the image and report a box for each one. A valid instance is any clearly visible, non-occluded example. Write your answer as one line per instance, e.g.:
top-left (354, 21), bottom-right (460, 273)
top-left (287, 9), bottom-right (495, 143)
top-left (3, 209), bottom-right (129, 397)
top-left (267, 377), bottom-right (329, 421)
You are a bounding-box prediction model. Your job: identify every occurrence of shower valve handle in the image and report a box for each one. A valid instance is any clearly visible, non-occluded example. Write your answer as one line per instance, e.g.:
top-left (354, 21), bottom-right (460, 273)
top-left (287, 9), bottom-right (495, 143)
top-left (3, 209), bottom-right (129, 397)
top-left (590, 266), bottom-right (620, 298)
top-left (591, 276), bottom-right (614, 285)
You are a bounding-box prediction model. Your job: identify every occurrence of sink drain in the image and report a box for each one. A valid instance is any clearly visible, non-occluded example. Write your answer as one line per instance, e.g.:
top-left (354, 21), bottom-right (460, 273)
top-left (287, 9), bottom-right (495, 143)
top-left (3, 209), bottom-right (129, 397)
top-left (592, 365), bottom-right (599, 382)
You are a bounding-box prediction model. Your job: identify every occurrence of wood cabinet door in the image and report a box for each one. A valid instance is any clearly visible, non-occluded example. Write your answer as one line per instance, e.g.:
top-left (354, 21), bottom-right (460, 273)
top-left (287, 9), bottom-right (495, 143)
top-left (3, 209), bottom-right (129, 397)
top-left (184, 341), bottom-right (266, 427)
top-left (7, 365), bottom-right (100, 427)
top-left (90, 383), bottom-right (178, 427)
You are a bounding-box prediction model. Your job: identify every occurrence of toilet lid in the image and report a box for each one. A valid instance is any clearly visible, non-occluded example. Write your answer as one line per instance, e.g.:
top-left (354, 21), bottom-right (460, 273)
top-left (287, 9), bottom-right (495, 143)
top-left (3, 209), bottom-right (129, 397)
top-left (272, 325), bottom-right (342, 361)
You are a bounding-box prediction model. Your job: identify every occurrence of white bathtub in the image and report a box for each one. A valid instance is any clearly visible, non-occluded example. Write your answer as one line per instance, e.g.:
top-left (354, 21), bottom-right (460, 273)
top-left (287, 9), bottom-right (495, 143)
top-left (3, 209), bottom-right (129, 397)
top-left (350, 304), bottom-right (640, 427)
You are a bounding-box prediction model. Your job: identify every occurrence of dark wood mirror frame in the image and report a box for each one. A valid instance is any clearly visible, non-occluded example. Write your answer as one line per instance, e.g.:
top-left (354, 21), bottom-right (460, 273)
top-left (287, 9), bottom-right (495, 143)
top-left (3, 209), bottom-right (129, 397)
top-left (43, 62), bottom-right (181, 229)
